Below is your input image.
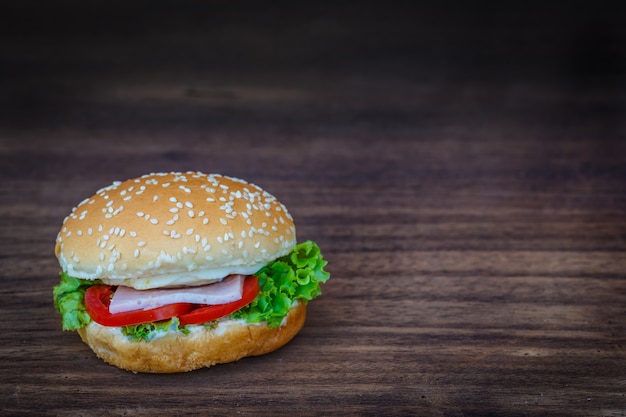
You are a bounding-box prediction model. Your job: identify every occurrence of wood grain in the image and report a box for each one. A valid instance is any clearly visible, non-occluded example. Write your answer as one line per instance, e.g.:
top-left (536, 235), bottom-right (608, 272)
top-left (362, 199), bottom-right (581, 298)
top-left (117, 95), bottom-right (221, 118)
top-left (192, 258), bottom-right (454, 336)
top-left (1, 2), bottom-right (625, 416)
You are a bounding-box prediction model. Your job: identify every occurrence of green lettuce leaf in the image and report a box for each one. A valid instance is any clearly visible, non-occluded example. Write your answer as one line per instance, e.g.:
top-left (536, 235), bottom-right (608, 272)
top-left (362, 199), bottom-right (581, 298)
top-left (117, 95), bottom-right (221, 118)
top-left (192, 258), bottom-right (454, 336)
top-left (122, 317), bottom-right (188, 342)
top-left (52, 271), bottom-right (99, 331)
top-left (232, 240), bottom-right (330, 328)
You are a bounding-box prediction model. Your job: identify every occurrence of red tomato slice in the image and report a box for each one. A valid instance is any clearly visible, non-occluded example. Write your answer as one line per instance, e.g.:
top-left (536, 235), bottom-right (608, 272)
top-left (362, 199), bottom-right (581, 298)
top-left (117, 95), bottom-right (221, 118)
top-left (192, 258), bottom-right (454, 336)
top-left (84, 285), bottom-right (195, 327)
top-left (178, 275), bottom-right (260, 326)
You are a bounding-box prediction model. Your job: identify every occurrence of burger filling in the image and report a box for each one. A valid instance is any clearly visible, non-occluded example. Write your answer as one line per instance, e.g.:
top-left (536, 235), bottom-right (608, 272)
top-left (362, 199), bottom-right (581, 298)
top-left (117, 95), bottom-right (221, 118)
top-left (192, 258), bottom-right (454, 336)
top-left (53, 241), bottom-right (329, 342)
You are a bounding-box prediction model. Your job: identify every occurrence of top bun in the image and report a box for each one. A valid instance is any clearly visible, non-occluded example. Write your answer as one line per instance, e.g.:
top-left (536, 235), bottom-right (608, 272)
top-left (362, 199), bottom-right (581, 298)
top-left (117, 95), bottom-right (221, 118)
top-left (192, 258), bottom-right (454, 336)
top-left (55, 172), bottom-right (297, 289)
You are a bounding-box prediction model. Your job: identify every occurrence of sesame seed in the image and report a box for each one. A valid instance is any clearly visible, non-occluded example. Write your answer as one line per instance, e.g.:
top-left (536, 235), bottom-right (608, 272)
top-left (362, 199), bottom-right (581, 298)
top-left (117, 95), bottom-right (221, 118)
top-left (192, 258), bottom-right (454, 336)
top-left (203, 218), bottom-right (209, 225)
top-left (169, 197), bottom-right (177, 203)
top-left (119, 229), bottom-right (126, 237)
top-left (124, 196), bottom-right (132, 201)
top-left (133, 249), bottom-right (140, 258)
top-left (150, 218), bottom-right (158, 225)
top-left (137, 241), bottom-right (146, 247)
top-left (107, 263), bottom-right (115, 272)
top-left (136, 211), bottom-right (144, 217)
top-left (130, 231), bottom-right (137, 237)
top-left (99, 253), bottom-right (105, 261)
top-left (185, 201), bottom-right (193, 208)
top-left (219, 218), bottom-right (227, 225)
top-left (188, 210), bottom-right (195, 218)
top-left (102, 235), bottom-right (109, 241)
top-left (186, 228), bottom-right (194, 235)
top-left (87, 228), bottom-right (93, 235)
top-left (153, 195), bottom-right (159, 201)
top-left (169, 207), bottom-right (178, 213)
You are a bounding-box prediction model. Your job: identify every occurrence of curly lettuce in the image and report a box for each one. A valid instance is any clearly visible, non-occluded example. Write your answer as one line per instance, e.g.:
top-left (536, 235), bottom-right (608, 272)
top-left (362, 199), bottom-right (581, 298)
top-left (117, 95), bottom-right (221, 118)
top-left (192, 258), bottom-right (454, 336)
top-left (53, 271), bottom-right (100, 331)
top-left (122, 318), bottom-right (189, 342)
top-left (231, 240), bottom-right (330, 327)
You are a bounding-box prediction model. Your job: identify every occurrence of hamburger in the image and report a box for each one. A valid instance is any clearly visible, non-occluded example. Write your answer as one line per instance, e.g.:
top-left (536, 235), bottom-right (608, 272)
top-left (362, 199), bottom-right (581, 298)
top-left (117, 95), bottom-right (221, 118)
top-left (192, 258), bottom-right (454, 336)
top-left (53, 171), bottom-right (330, 373)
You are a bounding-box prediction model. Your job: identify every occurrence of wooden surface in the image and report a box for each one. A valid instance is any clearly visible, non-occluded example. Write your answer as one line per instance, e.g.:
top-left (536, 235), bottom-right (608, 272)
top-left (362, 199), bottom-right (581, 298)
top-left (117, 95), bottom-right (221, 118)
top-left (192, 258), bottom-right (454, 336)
top-left (1, 2), bottom-right (625, 416)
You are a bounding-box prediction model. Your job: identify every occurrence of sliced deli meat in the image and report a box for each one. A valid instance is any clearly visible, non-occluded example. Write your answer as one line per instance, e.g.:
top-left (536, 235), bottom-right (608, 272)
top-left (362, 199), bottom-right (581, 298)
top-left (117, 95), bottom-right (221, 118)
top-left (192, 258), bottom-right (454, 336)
top-left (109, 274), bottom-right (245, 314)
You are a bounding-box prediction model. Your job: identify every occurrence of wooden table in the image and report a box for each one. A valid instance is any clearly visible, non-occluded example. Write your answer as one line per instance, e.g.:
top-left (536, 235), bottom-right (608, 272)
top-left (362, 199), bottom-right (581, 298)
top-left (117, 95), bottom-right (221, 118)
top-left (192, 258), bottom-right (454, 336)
top-left (1, 2), bottom-right (625, 416)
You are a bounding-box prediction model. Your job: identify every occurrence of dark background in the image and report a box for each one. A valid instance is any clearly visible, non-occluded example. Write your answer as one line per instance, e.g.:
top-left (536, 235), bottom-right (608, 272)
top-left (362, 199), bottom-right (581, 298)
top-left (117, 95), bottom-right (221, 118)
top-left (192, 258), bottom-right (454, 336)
top-left (2, 1), bottom-right (625, 134)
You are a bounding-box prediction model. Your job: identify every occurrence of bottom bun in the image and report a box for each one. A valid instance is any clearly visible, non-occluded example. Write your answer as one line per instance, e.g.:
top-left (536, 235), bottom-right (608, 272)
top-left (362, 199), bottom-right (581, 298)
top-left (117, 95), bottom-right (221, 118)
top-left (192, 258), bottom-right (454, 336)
top-left (77, 303), bottom-right (307, 373)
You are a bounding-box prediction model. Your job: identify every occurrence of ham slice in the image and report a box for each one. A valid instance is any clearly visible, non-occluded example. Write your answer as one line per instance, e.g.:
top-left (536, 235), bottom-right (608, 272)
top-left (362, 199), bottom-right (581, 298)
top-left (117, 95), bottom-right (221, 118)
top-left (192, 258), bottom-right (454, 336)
top-left (109, 274), bottom-right (245, 314)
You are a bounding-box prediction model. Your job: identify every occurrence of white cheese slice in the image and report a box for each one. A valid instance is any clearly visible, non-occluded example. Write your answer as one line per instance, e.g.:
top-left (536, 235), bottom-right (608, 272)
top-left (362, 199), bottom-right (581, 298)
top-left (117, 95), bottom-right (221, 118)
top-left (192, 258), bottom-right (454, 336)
top-left (109, 274), bottom-right (244, 314)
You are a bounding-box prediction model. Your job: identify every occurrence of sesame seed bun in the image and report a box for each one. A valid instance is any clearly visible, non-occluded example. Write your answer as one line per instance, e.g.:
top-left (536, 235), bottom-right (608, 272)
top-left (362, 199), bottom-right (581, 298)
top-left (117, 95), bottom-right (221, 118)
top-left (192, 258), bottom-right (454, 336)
top-left (55, 172), bottom-right (297, 289)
